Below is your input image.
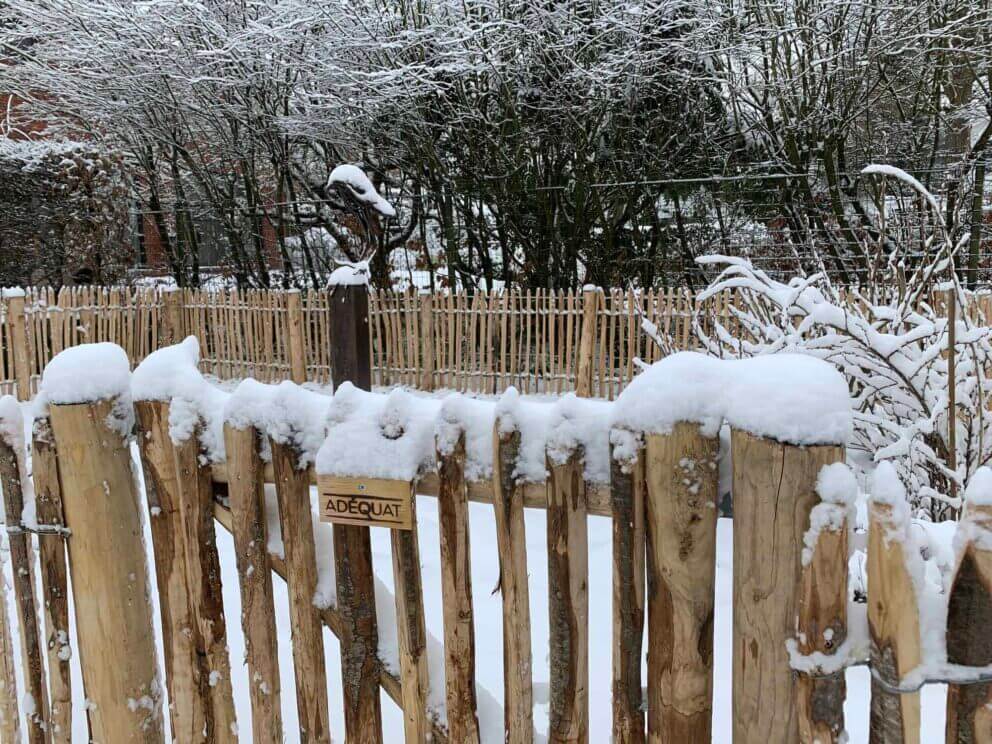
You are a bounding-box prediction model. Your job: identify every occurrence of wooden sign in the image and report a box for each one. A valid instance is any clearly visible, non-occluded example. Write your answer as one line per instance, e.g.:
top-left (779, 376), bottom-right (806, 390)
top-left (317, 475), bottom-right (414, 530)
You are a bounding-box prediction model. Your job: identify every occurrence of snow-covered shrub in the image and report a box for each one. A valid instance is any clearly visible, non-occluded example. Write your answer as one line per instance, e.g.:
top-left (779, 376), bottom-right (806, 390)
top-left (679, 167), bottom-right (992, 520)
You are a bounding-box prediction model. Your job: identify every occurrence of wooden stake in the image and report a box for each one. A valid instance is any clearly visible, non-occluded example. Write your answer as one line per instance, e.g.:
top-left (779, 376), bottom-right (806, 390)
top-left (270, 440), bottom-right (331, 743)
top-left (644, 425), bottom-right (718, 743)
top-left (946, 500), bottom-right (992, 743)
top-left (49, 398), bottom-right (164, 742)
top-left (7, 294), bottom-right (31, 401)
top-left (0, 518), bottom-right (20, 743)
top-left (286, 290), bottom-right (307, 384)
top-left (575, 288), bottom-right (599, 398)
top-left (0, 426), bottom-right (50, 743)
top-left (610, 442), bottom-right (645, 744)
top-left (436, 433), bottom-right (481, 743)
top-left (224, 422), bottom-right (283, 741)
top-left (161, 288), bottom-right (185, 347)
top-left (492, 424), bottom-right (534, 744)
top-left (328, 283), bottom-right (383, 744)
top-left (31, 417), bottom-right (73, 742)
top-left (420, 295), bottom-right (435, 391)
top-left (731, 430), bottom-right (843, 744)
top-left (547, 449), bottom-right (589, 744)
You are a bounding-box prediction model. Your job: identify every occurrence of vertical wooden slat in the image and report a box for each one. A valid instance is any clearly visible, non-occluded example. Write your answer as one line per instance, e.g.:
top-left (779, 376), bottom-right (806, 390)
top-left (610, 440), bottom-right (645, 744)
top-left (224, 422), bottom-right (283, 741)
top-left (0, 521), bottom-right (20, 742)
top-left (270, 440), bottom-right (331, 743)
top-left (286, 290), bottom-right (307, 384)
top-left (492, 423), bottom-right (534, 744)
top-left (576, 288), bottom-right (599, 398)
top-left (7, 294), bottom-right (31, 401)
top-left (31, 416), bottom-right (73, 742)
top-left (547, 450), bottom-right (589, 744)
top-left (644, 425), bottom-right (718, 742)
top-left (420, 294), bottom-right (435, 391)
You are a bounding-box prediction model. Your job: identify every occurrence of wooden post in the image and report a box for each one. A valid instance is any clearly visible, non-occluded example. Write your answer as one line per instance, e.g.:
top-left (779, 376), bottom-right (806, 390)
top-left (270, 439), bottom-right (331, 743)
top-left (731, 429), bottom-right (843, 744)
top-left (0, 534), bottom-right (19, 743)
top-left (224, 422), bottom-right (283, 741)
top-left (868, 478), bottom-right (921, 744)
top-left (0, 417), bottom-right (51, 743)
top-left (391, 498), bottom-right (430, 743)
top-left (328, 283), bottom-right (383, 744)
top-left (161, 288), bottom-right (185, 348)
top-left (492, 424), bottom-right (534, 744)
top-left (286, 290), bottom-right (307, 384)
top-left (547, 449), bottom-right (589, 744)
top-left (420, 294), bottom-right (435, 391)
top-left (31, 416), bottom-right (74, 742)
top-left (946, 497), bottom-right (992, 742)
top-left (7, 293), bottom-right (32, 401)
top-left (49, 397), bottom-right (164, 742)
top-left (575, 288), bottom-right (599, 398)
top-left (948, 287), bottom-right (958, 509)
top-left (436, 433), bottom-right (481, 743)
top-left (610, 440), bottom-right (645, 744)
top-left (644, 425), bottom-right (718, 743)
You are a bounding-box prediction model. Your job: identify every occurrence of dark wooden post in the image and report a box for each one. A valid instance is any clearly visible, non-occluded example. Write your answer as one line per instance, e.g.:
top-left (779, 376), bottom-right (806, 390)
top-left (329, 283), bottom-right (383, 743)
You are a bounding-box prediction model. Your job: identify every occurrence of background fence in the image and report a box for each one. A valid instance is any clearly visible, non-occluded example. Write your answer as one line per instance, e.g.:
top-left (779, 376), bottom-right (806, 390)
top-left (0, 286), bottom-right (730, 400)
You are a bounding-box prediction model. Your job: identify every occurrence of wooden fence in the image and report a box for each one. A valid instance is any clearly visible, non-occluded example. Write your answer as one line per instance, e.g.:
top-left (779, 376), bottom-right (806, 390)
top-left (0, 286), bottom-right (723, 400)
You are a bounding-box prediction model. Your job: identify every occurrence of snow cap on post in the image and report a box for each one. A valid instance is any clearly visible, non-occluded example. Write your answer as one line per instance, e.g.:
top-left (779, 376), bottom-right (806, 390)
top-left (327, 164), bottom-right (396, 218)
top-left (611, 351), bottom-right (851, 446)
top-left (0, 394), bottom-right (24, 453)
top-left (40, 342), bottom-right (131, 406)
top-left (327, 260), bottom-right (371, 287)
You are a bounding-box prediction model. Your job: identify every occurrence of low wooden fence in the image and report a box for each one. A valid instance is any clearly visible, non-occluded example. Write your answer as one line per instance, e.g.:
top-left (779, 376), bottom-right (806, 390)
top-left (0, 286), bottom-right (723, 400)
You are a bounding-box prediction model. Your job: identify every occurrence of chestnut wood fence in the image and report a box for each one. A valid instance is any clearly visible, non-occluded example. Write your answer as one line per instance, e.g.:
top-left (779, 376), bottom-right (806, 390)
top-left (0, 285), bottom-right (729, 400)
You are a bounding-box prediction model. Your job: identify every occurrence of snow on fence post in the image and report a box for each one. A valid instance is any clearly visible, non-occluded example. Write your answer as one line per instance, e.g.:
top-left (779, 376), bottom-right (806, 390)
top-left (576, 287), bottom-right (600, 398)
top-left (946, 468), bottom-right (992, 742)
top-left (491, 413), bottom-right (535, 744)
top-left (609, 436), bottom-right (645, 744)
top-left (5, 291), bottom-right (32, 401)
top-left (546, 447), bottom-right (589, 743)
top-left (866, 463), bottom-right (921, 744)
top-left (327, 271), bottom-right (384, 743)
top-left (286, 290), bottom-right (307, 384)
top-left (435, 430), bottom-right (482, 743)
top-left (134, 400), bottom-right (236, 741)
top-left (223, 420), bottom-right (283, 740)
top-left (269, 438), bottom-right (332, 742)
top-left (43, 345), bottom-right (164, 742)
top-left (732, 431), bottom-right (845, 743)
top-left (30, 415), bottom-right (73, 742)
top-left (644, 423), bottom-right (719, 742)
top-left (0, 397), bottom-right (51, 743)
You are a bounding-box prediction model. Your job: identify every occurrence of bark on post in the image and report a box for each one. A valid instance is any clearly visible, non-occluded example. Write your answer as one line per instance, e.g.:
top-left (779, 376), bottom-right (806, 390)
top-left (547, 449), bottom-right (589, 744)
top-left (946, 498), bottom-right (992, 742)
top-left (31, 416), bottom-right (73, 742)
top-left (224, 422), bottom-right (283, 741)
top-left (420, 294), bottom-right (435, 392)
top-left (0, 543), bottom-right (19, 742)
top-left (644, 425), bottom-right (718, 743)
top-left (491, 424), bottom-right (534, 744)
top-left (161, 288), bottom-right (185, 348)
top-left (436, 433), bottom-right (481, 743)
top-left (7, 293), bottom-right (32, 401)
top-left (286, 290), bottom-right (307, 384)
top-left (328, 283), bottom-right (383, 744)
top-left (731, 429), bottom-right (843, 744)
top-left (270, 439), bottom-right (331, 743)
top-left (575, 287), bottom-right (599, 398)
top-left (0, 419), bottom-right (51, 743)
top-left (49, 397), bottom-right (165, 742)
top-left (610, 440), bottom-right (645, 744)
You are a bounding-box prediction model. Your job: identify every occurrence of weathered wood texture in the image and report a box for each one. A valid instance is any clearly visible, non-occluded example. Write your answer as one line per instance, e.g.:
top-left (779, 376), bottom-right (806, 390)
top-left (610, 444), bottom-right (645, 744)
top-left (946, 501), bottom-right (992, 743)
top-left (867, 498), bottom-right (921, 744)
top-left (492, 425), bottom-right (534, 744)
top-left (270, 440), bottom-right (331, 743)
top-left (436, 434), bottom-right (481, 743)
top-left (0, 429), bottom-right (51, 743)
top-left (644, 426), bottom-right (718, 744)
top-left (547, 451), bottom-right (590, 744)
top-left (391, 499), bottom-right (430, 743)
top-left (731, 429), bottom-right (843, 744)
top-left (0, 532), bottom-right (20, 742)
top-left (224, 422), bottom-right (283, 741)
top-left (30, 416), bottom-right (73, 742)
top-left (797, 512), bottom-right (848, 742)
top-left (49, 399), bottom-right (164, 742)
